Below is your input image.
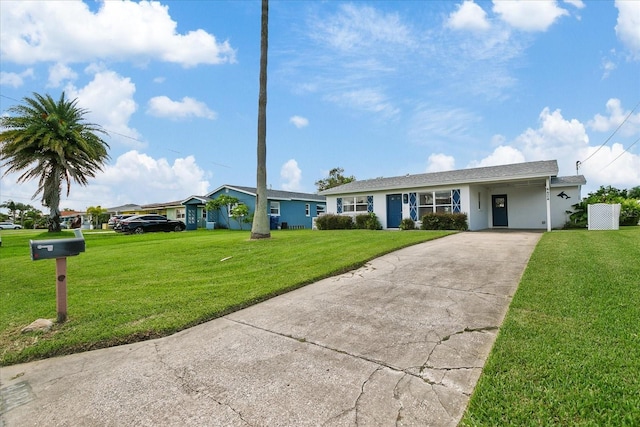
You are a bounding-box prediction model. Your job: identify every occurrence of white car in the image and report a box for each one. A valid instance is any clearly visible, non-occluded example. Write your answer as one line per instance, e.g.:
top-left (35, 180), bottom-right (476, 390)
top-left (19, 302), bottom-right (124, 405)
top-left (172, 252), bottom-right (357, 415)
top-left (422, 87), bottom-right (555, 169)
top-left (0, 221), bottom-right (22, 230)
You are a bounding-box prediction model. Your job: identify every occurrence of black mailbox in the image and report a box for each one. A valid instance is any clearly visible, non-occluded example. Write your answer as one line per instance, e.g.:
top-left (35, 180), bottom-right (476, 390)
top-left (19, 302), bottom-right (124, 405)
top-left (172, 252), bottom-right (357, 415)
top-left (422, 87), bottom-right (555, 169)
top-left (30, 230), bottom-right (85, 260)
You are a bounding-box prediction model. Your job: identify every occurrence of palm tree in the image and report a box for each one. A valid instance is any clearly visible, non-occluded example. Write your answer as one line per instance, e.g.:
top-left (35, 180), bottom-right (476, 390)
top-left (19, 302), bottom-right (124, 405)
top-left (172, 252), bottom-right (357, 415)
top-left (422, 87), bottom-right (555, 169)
top-left (0, 92), bottom-right (110, 232)
top-left (250, 0), bottom-right (271, 239)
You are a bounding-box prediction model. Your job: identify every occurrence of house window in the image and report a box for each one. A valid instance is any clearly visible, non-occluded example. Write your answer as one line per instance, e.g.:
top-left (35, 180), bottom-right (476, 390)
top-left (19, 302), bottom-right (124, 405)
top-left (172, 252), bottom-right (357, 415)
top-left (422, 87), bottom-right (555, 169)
top-left (305, 204), bottom-right (310, 216)
top-left (342, 196), bottom-right (368, 213)
top-left (316, 204), bottom-right (326, 216)
top-left (418, 190), bottom-right (455, 217)
top-left (270, 201), bottom-right (280, 216)
top-left (176, 208), bottom-right (185, 219)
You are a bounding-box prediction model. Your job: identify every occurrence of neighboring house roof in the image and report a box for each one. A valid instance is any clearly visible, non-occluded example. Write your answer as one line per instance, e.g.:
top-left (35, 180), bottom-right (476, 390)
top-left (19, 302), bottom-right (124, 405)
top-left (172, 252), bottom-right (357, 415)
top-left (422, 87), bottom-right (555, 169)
top-left (207, 185), bottom-right (326, 203)
top-left (320, 160), bottom-right (564, 195)
top-left (60, 210), bottom-right (85, 217)
top-left (106, 204), bottom-right (141, 213)
top-left (141, 200), bottom-right (184, 210)
top-left (181, 195), bottom-right (211, 205)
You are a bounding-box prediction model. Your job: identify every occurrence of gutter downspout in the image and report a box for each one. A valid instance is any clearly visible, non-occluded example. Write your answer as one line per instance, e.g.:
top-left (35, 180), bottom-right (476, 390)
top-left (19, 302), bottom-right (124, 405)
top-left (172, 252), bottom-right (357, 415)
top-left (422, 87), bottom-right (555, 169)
top-left (546, 177), bottom-right (551, 232)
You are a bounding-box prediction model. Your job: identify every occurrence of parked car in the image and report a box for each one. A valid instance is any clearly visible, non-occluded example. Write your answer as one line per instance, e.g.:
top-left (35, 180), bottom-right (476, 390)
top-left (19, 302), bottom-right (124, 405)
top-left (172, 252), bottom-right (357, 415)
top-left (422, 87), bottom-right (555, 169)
top-left (114, 214), bottom-right (186, 234)
top-left (0, 222), bottom-right (22, 230)
top-left (108, 214), bottom-right (134, 229)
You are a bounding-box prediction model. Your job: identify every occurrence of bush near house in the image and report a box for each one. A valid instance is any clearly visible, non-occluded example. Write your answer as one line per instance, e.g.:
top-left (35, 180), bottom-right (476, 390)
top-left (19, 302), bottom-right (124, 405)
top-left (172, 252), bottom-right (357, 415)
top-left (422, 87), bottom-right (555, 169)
top-left (399, 218), bottom-right (416, 230)
top-left (354, 213), bottom-right (382, 230)
top-left (420, 212), bottom-right (468, 231)
top-left (315, 214), bottom-right (354, 230)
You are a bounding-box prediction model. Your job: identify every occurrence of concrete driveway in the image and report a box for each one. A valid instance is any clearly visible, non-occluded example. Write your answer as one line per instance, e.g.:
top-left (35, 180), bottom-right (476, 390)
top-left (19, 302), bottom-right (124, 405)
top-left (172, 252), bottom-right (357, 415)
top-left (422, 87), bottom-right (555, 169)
top-left (0, 231), bottom-right (541, 426)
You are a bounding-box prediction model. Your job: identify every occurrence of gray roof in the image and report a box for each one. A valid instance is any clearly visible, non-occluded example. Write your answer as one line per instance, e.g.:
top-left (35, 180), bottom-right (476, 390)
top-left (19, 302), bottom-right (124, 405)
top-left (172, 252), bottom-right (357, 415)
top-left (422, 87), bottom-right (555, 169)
top-left (320, 160), bottom-right (562, 195)
top-left (550, 175), bottom-right (586, 186)
top-left (209, 185), bottom-right (326, 202)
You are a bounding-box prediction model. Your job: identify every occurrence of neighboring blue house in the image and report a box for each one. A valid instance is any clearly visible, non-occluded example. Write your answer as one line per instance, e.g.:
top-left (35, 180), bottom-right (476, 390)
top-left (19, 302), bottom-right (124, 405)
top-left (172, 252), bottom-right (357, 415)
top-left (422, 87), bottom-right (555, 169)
top-left (185, 185), bottom-right (326, 231)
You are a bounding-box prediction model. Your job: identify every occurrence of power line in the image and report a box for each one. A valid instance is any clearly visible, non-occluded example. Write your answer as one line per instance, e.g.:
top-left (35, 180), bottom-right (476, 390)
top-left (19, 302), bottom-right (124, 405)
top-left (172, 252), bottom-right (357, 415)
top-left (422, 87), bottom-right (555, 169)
top-left (600, 135), bottom-right (640, 171)
top-left (579, 100), bottom-right (640, 167)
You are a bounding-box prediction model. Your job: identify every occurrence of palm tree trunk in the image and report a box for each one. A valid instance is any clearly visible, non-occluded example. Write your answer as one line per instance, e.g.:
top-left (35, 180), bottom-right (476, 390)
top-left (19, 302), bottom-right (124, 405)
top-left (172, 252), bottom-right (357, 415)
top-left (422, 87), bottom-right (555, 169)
top-left (251, 0), bottom-right (271, 240)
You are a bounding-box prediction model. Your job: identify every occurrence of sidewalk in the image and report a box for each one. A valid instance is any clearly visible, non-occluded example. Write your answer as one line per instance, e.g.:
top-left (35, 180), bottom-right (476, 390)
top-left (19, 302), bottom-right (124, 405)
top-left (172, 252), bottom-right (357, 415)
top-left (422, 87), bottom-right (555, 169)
top-left (1, 231), bottom-right (541, 426)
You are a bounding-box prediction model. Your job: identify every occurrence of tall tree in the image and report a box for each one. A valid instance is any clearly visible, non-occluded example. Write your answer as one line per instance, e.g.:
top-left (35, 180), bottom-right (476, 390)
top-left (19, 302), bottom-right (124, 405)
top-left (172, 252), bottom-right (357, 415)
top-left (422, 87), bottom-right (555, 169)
top-left (315, 167), bottom-right (356, 192)
top-left (0, 92), bottom-right (109, 232)
top-left (0, 200), bottom-right (18, 222)
top-left (251, 0), bottom-right (271, 239)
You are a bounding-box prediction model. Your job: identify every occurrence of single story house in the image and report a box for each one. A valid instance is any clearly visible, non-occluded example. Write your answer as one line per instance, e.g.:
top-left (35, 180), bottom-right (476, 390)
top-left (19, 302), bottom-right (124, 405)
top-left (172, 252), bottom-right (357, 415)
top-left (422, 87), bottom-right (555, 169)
top-left (183, 185), bottom-right (326, 231)
top-left (320, 160), bottom-right (586, 231)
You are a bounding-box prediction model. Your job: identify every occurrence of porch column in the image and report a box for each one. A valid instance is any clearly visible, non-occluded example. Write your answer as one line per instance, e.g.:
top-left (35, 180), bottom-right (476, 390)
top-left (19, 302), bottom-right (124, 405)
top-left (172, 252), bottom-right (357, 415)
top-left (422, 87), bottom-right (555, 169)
top-left (545, 177), bottom-right (551, 232)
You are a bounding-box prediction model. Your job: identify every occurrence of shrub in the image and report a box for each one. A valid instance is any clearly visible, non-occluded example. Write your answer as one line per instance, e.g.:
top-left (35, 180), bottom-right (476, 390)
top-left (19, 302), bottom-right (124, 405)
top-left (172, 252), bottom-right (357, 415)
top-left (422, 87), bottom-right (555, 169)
top-left (420, 212), bottom-right (468, 231)
top-left (355, 212), bottom-right (382, 230)
top-left (315, 214), bottom-right (353, 230)
top-left (399, 218), bottom-right (416, 230)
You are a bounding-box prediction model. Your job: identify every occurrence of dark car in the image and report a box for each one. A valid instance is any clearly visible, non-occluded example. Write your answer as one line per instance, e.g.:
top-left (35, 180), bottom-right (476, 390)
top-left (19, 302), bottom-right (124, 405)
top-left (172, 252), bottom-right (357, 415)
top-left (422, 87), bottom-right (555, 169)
top-left (114, 214), bottom-right (186, 234)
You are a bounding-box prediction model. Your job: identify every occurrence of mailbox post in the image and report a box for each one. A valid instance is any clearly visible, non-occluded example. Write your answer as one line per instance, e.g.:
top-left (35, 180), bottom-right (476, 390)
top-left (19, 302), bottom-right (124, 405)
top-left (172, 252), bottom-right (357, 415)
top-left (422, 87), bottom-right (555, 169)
top-left (30, 229), bottom-right (85, 323)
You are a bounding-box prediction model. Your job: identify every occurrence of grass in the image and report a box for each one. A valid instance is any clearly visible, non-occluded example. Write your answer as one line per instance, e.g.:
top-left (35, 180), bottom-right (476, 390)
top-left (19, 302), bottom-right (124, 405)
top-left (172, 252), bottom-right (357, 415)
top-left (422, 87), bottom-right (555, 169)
top-left (0, 228), bottom-right (452, 365)
top-left (461, 227), bottom-right (640, 426)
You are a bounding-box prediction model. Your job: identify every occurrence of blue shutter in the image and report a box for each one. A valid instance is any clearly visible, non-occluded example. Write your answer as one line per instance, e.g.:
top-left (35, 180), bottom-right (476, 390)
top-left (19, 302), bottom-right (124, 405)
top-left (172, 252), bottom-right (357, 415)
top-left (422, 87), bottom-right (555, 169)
top-left (367, 196), bottom-right (374, 213)
top-left (453, 189), bottom-right (461, 213)
top-left (409, 192), bottom-right (418, 221)
top-left (337, 198), bottom-right (342, 214)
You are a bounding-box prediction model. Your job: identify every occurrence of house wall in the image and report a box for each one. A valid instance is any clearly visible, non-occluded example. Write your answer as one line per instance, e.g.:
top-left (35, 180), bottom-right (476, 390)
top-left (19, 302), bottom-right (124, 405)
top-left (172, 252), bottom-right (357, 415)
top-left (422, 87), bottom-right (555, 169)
top-left (207, 187), bottom-right (325, 230)
top-left (207, 188), bottom-right (257, 229)
top-left (277, 200), bottom-right (325, 229)
top-left (550, 185), bottom-right (581, 229)
top-left (468, 185), bottom-right (489, 231)
top-left (326, 183), bottom-right (569, 231)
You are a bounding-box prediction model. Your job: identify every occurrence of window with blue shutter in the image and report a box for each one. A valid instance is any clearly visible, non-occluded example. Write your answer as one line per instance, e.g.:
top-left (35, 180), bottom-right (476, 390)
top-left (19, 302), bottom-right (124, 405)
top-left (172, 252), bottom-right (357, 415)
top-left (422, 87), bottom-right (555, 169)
top-left (453, 189), bottom-right (461, 213)
top-left (409, 192), bottom-right (418, 220)
top-left (367, 196), bottom-right (374, 213)
top-left (337, 198), bottom-right (342, 214)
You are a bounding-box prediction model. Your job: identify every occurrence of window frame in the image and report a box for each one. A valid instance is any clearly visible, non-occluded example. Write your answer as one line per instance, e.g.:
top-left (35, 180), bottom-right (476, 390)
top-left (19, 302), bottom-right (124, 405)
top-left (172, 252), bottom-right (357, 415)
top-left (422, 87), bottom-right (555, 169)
top-left (270, 201), bottom-right (281, 216)
top-left (342, 196), bottom-right (368, 213)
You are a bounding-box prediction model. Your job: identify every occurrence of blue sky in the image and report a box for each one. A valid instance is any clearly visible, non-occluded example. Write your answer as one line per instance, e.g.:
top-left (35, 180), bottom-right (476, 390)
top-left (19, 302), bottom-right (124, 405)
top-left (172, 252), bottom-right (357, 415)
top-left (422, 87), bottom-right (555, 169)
top-left (1, 0), bottom-right (639, 213)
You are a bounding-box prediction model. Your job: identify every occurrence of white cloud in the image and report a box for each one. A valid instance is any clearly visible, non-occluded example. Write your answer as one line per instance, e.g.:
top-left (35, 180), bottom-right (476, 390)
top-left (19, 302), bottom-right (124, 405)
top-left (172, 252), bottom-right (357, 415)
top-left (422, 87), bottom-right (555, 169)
top-left (409, 106), bottom-right (481, 145)
top-left (0, 0), bottom-right (236, 67)
top-left (588, 98), bottom-right (640, 137)
top-left (64, 68), bottom-right (142, 148)
top-left (447, 1), bottom-right (491, 32)
top-left (47, 63), bottom-right (78, 88)
top-left (0, 151), bottom-right (211, 212)
top-left (0, 69), bottom-right (34, 88)
top-left (426, 153), bottom-right (456, 172)
top-left (615, 0), bottom-right (640, 60)
top-left (280, 159), bottom-right (302, 191)
top-left (289, 115), bottom-right (309, 129)
top-left (468, 145), bottom-right (525, 168)
top-left (312, 4), bottom-right (413, 52)
top-left (515, 107), bottom-right (589, 161)
top-left (326, 88), bottom-right (399, 117)
top-left (147, 96), bottom-right (217, 120)
top-left (563, 0), bottom-right (585, 9)
top-left (492, 0), bottom-right (569, 32)
top-left (97, 151), bottom-right (210, 204)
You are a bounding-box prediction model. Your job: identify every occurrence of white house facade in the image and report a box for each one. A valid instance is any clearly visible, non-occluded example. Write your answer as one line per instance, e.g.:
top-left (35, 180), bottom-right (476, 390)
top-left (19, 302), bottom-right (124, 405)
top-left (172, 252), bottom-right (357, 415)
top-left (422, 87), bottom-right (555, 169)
top-left (320, 160), bottom-right (586, 231)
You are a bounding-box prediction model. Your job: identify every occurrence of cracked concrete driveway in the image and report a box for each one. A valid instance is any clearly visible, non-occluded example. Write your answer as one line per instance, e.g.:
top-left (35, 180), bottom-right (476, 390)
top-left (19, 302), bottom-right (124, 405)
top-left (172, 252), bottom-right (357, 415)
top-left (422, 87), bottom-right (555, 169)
top-left (0, 231), bottom-right (541, 426)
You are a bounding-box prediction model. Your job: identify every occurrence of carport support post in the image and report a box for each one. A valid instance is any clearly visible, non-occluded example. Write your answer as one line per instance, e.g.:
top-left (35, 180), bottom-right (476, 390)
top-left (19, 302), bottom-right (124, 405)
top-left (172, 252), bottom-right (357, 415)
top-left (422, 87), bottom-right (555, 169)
top-left (55, 257), bottom-right (68, 323)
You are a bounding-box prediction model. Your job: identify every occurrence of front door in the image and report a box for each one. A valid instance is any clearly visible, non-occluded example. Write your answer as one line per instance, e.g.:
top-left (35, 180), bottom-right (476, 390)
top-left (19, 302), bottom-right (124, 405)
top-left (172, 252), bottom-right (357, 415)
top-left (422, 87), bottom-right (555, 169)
top-left (492, 195), bottom-right (508, 227)
top-left (185, 205), bottom-right (198, 230)
top-left (386, 194), bottom-right (403, 228)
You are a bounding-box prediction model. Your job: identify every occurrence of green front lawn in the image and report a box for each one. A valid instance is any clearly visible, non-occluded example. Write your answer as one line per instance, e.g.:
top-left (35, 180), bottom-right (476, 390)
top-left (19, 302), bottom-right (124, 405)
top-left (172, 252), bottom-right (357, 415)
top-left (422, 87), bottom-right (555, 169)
top-left (0, 228), bottom-right (452, 365)
top-left (461, 227), bottom-right (640, 426)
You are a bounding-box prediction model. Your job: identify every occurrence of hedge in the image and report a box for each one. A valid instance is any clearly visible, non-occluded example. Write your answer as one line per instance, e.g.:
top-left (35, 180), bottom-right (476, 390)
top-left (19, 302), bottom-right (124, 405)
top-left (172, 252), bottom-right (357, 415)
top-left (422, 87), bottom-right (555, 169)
top-left (420, 212), bottom-right (468, 231)
top-left (315, 214), bottom-right (354, 230)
